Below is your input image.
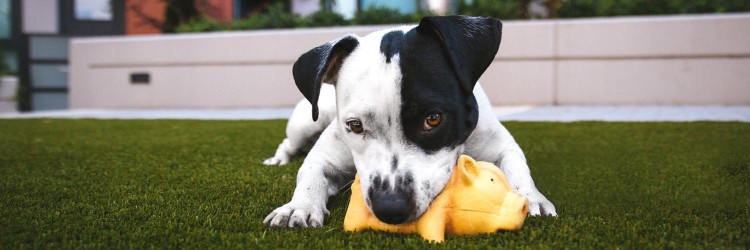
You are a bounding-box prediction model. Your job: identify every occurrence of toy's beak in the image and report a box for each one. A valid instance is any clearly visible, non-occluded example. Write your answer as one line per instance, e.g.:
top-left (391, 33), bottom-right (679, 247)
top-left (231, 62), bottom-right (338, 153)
top-left (515, 193), bottom-right (529, 216)
top-left (496, 192), bottom-right (528, 230)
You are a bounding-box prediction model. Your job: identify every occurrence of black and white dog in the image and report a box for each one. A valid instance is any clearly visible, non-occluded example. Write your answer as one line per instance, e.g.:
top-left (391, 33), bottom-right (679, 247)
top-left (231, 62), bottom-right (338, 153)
top-left (264, 16), bottom-right (556, 228)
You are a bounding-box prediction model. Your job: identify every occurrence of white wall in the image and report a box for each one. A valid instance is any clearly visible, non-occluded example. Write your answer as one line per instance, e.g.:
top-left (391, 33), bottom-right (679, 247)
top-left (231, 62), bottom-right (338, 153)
top-left (484, 14), bottom-right (750, 105)
top-left (69, 14), bottom-right (750, 109)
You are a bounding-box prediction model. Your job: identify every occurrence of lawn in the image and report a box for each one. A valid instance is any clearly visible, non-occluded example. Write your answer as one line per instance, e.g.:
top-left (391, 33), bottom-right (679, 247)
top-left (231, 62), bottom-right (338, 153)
top-left (1, 119), bottom-right (748, 249)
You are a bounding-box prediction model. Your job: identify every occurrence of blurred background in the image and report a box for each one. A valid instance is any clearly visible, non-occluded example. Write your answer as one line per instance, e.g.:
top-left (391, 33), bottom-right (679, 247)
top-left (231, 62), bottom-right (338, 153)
top-left (1, 0), bottom-right (749, 112)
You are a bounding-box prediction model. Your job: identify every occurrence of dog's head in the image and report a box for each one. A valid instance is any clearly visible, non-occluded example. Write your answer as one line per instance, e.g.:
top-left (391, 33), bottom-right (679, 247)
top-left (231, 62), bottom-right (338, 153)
top-left (293, 16), bottom-right (502, 224)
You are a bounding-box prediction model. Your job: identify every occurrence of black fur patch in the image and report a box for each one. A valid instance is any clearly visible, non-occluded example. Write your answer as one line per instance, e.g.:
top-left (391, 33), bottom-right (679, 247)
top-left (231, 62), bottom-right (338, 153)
top-left (422, 180), bottom-right (431, 191)
top-left (380, 30), bottom-right (404, 63)
top-left (293, 36), bottom-right (359, 121)
top-left (391, 156), bottom-right (399, 171)
top-left (401, 173), bottom-right (414, 190)
top-left (398, 28), bottom-right (478, 153)
top-left (396, 16), bottom-right (501, 153)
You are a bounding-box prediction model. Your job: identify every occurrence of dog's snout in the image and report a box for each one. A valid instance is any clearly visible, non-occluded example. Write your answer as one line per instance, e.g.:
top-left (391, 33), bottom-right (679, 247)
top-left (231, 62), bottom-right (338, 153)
top-left (368, 175), bottom-right (415, 225)
top-left (370, 189), bottom-right (413, 224)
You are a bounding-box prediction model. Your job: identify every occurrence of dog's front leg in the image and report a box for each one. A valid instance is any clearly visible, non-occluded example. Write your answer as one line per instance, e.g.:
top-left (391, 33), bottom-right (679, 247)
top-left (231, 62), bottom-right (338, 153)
top-left (492, 127), bottom-right (558, 217)
top-left (264, 121), bottom-right (355, 228)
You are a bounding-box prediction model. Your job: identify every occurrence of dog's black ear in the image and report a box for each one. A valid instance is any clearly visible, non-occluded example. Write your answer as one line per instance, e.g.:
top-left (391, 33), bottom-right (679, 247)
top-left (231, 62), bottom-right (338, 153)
top-left (416, 16), bottom-right (502, 94)
top-left (293, 36), bottom-right (359, 121)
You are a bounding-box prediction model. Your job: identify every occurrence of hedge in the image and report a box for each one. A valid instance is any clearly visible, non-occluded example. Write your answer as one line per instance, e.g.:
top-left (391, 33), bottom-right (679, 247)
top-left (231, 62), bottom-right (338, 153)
top-left (175, 0), bottom-right (750, 33)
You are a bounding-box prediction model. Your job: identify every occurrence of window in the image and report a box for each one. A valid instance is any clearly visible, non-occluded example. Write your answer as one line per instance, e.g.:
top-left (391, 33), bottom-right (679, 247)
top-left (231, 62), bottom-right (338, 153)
top-left (74, 0), bottom-right (113, 21)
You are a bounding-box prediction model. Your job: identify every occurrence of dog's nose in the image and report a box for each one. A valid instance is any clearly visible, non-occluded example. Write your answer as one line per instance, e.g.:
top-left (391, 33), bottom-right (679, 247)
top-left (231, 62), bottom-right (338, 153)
top-left (369, 189), bottom-right (413, 224)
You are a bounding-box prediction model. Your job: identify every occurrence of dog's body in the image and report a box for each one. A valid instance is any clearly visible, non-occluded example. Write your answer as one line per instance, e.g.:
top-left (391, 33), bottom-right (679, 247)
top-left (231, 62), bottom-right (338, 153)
top-left (264, 16), bottom-right (556, 228)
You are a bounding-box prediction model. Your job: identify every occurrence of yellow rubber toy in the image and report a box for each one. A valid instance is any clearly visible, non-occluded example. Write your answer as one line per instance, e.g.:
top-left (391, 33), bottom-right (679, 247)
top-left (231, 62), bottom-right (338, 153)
top-left (343, 155), bottom-right (528, 243)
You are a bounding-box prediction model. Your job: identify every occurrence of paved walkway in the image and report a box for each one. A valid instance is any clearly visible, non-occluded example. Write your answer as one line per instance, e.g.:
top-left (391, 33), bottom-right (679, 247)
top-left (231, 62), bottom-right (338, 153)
top-left (0, 108), bottom-right (296, 120)
top-left (2, 106), bottom-right (749, 122)
top-left (493, 106), bottom-right (750, 122)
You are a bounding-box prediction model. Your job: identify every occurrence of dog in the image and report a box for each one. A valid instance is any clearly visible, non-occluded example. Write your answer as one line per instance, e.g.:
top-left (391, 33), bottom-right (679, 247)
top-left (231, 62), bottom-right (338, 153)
top-left (263, 16), bottom-right (556, 228)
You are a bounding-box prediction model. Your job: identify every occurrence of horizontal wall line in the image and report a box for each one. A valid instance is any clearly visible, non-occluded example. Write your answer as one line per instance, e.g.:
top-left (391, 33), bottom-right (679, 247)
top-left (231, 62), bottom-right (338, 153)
top-left (88, 54), bottom-right (750, 69)
top-left (30, 87), bottom-right (68, 92)
top-left (89, 60), bottom-right (293, 69)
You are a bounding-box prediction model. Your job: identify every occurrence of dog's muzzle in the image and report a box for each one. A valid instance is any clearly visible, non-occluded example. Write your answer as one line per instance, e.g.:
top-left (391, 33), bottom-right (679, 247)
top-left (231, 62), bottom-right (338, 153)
top-left (367, 174), bottom-right (416, 224)
top-left (369, 188), bottom-right (414, 224)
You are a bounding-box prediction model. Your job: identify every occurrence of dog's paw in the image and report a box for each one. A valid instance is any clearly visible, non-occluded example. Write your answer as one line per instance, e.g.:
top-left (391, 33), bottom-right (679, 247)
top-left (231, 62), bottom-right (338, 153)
top-left (263, 201), bottom-right (329, 228)
top-left (263, 156), bottom-right (289, 166)
top-left (520, 188), bottom-right (557, 217)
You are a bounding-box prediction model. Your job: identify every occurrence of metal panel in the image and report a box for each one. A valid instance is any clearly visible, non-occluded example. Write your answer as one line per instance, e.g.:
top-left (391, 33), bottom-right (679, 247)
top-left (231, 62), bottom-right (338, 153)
top-left (30, 63), bottom-right (67, 88)
top-left (31, 92), bottom-right (68, 110)
top-left (29, 36), bottom-right (68, 60)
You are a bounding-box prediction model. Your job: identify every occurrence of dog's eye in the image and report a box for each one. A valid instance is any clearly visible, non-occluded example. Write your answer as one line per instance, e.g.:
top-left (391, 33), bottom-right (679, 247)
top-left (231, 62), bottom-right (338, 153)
top-left (346, 120), bottom-right (364, 134)
top-left (422, 113), bottom-right (442, 131)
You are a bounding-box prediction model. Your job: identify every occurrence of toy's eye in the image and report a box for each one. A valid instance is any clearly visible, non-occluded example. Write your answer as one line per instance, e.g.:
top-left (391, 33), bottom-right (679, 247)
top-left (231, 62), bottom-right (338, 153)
top-left (490, 178), bottom-right (494, 182)
top-left (346, 119), bottom-right (364, 134)
top-left (422, 112), bottom-right (442, 131)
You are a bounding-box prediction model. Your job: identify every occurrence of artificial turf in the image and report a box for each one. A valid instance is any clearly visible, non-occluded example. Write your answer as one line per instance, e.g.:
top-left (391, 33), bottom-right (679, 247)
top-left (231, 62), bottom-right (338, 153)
top-left (0, 119), bottom-right (748, 249)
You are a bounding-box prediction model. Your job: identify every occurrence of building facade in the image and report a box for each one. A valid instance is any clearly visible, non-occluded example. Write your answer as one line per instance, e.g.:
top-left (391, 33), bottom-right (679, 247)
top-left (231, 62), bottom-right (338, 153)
top-left (6, 0), bottom-right (447, 111)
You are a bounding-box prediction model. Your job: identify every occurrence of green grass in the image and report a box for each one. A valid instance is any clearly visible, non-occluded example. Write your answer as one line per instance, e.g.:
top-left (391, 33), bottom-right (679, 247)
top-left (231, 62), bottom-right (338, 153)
top-left (1, 119), bottom-right (748, 249)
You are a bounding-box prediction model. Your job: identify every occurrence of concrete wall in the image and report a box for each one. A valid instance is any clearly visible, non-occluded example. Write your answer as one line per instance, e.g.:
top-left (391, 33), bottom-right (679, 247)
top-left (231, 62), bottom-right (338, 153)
top-left (70, 13), bottom-right (750, 109)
